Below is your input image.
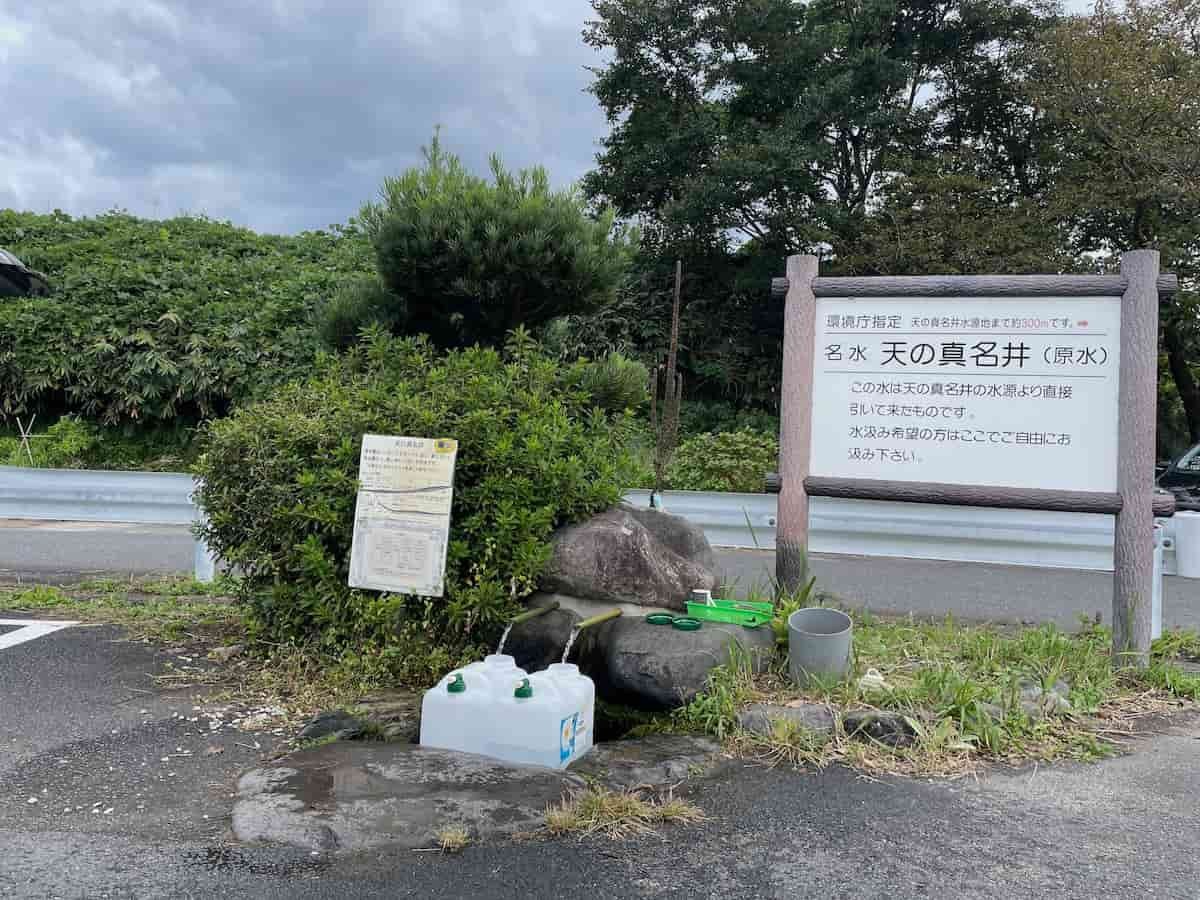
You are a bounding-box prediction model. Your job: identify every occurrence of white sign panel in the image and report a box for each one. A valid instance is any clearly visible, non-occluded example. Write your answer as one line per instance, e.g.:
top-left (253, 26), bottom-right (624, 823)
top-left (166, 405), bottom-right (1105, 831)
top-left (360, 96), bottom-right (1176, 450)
top-left (810, 297), bottom-right (1121, 493)
top-left (348, 435), bottom-right (458, 596)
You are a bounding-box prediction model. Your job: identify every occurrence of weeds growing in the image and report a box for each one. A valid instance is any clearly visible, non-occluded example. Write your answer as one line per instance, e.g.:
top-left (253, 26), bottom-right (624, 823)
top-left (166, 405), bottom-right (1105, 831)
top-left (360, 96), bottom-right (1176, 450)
top-left (544, 788), bottom-right (705, 840)
top-left (435, 825), bottom-right (471, 853)
top-left (668, 581), bottom-right (1200, 776)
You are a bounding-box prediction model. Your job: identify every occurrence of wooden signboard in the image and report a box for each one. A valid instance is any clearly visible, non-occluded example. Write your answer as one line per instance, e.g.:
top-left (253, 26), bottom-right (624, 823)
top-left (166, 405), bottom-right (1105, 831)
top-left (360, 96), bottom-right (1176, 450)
top-left (348, 435), bottom-right (458, 597)
top-left (774, 252), bottom-right (1176, 665)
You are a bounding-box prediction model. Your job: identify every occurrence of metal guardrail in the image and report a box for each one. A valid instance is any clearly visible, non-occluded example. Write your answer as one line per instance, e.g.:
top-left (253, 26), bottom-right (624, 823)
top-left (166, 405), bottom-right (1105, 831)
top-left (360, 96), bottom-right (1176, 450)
top-left (623, 489), bottom-right (1180, 576)
top-left (0, 466), bottom-right (214, 581)
top-left (0, 466), bottom-right (1182, 583)
top-left (0, 466), bottom-right (196, 525)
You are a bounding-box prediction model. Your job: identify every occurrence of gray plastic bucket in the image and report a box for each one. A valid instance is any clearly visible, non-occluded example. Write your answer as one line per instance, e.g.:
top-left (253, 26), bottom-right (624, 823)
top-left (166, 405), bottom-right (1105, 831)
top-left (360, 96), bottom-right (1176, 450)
top-left (787, 607), bottom-right (853, 686)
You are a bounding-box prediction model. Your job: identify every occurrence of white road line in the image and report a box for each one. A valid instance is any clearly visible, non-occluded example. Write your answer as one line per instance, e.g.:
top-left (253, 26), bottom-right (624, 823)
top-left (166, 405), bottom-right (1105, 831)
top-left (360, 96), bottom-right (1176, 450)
top-left (0, 618), bottom-right (80, 650)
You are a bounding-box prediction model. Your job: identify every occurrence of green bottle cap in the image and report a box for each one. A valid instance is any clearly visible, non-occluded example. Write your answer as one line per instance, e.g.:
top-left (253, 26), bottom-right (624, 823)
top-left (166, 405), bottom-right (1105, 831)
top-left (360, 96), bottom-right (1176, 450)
top-left (447, 673), bottom-right (466, 694)
top-left (514, 678), bottom-right (533, 699)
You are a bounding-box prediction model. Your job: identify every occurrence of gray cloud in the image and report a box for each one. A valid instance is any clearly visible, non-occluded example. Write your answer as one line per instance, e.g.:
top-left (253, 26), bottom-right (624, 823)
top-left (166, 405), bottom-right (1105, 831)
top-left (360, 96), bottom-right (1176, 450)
top-left (0, 0), bottom-right (607, 233)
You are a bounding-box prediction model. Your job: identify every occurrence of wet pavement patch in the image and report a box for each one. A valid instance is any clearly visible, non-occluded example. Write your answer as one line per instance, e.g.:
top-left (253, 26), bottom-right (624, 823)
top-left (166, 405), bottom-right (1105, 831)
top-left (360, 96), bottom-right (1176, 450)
top-left (232, 735), bottom-right (723, 853)
top-left (184, 844), bottom-right (333, 878)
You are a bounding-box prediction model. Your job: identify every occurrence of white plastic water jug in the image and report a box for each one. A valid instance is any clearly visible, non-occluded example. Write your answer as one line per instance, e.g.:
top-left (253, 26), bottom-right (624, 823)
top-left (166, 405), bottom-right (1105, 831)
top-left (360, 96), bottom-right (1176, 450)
top-left (420, 655), bottom-right (595, 769)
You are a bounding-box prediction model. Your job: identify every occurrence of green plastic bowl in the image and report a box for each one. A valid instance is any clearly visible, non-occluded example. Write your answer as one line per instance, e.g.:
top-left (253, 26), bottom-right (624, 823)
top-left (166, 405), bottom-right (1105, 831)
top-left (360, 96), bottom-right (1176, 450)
top-left (645, 613), bottom-right (675, 626)
top-left (671, 617), bottom-right (702, 631)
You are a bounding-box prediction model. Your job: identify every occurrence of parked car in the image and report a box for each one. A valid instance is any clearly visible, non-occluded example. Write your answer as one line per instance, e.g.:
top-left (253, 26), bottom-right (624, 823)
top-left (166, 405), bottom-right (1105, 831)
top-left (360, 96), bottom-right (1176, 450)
top-left (0, 247), bottom-right (51, 296)
top-left (1157, 442), bottom-right (1200, 511)
top-left (1158, 443), bottom-right (1200, 490)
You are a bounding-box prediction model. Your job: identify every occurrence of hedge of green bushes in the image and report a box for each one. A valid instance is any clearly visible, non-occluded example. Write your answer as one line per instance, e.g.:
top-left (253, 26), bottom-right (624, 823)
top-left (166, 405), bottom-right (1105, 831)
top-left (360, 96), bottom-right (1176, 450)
top-left (0, 210), bottom-right (372, 427)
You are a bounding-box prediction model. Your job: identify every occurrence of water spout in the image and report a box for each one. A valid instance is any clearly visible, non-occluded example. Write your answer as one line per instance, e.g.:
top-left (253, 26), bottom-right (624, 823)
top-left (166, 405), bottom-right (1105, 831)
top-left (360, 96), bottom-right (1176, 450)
top-left (561, 608), bottom-right (623, 663)
top-left (496, 601), bottom-right (561, 654)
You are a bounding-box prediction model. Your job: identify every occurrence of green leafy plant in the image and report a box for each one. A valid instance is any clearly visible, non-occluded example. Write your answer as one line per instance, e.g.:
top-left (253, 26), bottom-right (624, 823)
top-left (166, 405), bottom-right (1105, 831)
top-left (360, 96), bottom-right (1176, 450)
top-left (560, 353), bottom-right (649, 415)
top-left (770, 558), bottom-right (819, 649)
top-left (0, 416), bottom-right (98, 467)
top-left (670, 647), bottom-right (755, 739)
top-left (668, 429), bottom-right (779, 494)
top-left (0, 210), bottom-right (372, 429)
top-left (193, 329), bottom-right (640, 672)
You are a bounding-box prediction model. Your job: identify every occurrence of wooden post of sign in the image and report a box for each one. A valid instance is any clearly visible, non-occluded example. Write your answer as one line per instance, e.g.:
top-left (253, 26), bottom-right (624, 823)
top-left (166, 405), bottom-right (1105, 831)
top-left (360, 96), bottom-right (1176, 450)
top-left (776, 254), bottom-right (819, 593)
top-left (1112, 249), bottom-right (1161, 667)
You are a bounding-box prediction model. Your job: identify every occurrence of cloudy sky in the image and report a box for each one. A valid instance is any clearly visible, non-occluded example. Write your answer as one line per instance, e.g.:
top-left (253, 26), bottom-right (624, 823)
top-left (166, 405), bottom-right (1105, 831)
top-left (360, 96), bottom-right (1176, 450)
top-left (0, 0), bottom-right (607, 233)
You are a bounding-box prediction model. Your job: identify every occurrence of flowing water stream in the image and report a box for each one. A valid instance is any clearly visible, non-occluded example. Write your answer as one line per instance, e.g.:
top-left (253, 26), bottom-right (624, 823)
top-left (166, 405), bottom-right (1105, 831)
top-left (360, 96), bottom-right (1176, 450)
top-left (560, 627), bottom-right (581, 663)
top-left (495, 623), bottom-right (514, 656)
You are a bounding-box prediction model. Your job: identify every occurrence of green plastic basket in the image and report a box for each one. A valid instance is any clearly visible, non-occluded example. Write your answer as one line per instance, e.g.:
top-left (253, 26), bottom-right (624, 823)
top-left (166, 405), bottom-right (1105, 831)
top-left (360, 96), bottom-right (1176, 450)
top-left (685, 597), bottom-right (774, 628)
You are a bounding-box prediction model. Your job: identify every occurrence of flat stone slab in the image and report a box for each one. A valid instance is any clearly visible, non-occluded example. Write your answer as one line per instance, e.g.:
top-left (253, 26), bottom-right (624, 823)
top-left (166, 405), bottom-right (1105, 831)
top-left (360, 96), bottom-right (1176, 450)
top-left (233, 743), bottom-right (574, 852)
top-left (233, 734), bottom-right (723, 852)
top-left (569, 734), bottom-right (723, 790)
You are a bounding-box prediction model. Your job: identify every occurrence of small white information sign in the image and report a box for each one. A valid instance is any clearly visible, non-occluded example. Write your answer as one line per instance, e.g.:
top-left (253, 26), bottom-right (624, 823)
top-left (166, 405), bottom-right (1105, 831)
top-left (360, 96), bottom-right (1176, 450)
top-left (810, 297), bottom-right (1121, 493)
top-left (348, 434), bottom-right (458, 596)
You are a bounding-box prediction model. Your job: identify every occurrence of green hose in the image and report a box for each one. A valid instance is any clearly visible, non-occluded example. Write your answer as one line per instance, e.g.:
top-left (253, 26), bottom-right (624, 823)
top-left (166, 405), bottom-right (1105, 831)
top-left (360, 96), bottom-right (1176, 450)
top-left (576, 608), bottom-right (623, 629)
top-left (508, 601), bottom-right (560, 625)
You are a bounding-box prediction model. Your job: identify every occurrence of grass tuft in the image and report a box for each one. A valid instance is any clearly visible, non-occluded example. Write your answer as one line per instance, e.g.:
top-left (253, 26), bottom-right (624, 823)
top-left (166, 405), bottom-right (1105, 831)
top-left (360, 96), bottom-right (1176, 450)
top-left (435, 825), bottom-right (470, 854)
top-left (545, 788), bottom-right (705, 840)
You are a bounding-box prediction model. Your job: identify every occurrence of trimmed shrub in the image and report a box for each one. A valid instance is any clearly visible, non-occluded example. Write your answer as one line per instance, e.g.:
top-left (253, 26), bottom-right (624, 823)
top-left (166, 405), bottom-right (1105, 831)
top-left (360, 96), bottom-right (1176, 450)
top-left (668, 429), bottom-right (779, 494)
top-left (193, 330), bottom-right (640, 677)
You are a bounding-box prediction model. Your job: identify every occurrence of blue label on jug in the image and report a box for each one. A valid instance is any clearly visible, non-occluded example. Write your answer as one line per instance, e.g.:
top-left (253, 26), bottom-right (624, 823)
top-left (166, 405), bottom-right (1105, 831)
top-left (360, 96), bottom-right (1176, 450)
top-left (560, 713), bottom-right (579, 762)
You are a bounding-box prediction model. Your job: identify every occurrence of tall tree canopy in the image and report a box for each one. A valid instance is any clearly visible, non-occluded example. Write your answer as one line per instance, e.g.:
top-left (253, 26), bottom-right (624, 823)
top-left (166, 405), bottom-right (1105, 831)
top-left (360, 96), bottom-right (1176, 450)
top-left (584, 0), bottom-right (1050, 255)
top-left (583, 0), bottom-right (1200, 453)
top-left (1030, 0), bottom-right (1200, 444)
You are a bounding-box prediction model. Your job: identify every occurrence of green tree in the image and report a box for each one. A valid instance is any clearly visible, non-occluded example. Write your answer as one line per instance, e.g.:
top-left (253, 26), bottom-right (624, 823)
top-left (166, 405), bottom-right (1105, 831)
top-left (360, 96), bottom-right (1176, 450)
top-left (583, 0), bottom-right (1045, 254)
top-left (346, 136), bottom-right (637, 349)
top-left (1029, 0), bottom-right (1200, 447)
top-left (579, 0), bottom-right (1058, 419)
top-left (834, 154), bottom-right (1074, 275)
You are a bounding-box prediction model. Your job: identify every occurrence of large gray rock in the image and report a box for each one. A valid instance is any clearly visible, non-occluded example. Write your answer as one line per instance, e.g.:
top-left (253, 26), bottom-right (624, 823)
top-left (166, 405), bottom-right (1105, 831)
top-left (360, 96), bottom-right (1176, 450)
top-left (541, 504), bottom-right (717, 612)
top-left (502, 596), bottom-right (582, 673)
top-left (577, 617), bottom-right (776, 711)
top-left (623, 504), bottom-right (716, 571)
top-left (738, 703), bottom-right (835, 737)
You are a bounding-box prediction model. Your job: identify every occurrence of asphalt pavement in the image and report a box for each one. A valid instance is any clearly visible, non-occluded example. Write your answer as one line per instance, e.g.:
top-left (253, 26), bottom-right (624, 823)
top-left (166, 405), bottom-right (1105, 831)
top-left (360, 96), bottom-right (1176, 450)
top-left (3, 530), bottom-right (1200, 897)
top-left (0, 520), bottom-right (194, 582)
top-left (3, 519), bottom-right (1197, 631)
top-left (718, 547), bottom-right (1200, 631)
top-left (2, 615), bottom-right (1199, 897)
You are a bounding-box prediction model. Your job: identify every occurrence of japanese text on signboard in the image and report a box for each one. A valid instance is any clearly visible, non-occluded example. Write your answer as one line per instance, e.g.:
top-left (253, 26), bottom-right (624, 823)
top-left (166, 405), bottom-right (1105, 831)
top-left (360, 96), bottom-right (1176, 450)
top-left (348, 435), bottom-right (458, 596)
top-left (809, 298), bottom-right (1121, 493)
